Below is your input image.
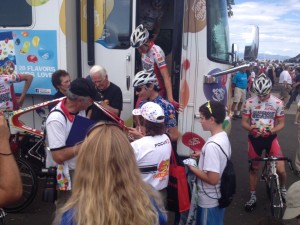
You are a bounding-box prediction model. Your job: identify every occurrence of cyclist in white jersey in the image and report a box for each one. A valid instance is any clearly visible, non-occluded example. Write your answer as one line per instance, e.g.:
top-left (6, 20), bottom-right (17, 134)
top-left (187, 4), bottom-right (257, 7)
top-left (130, 24), bottom-right (180, 111)
top-left (242, 74), bottom-right (287, 212)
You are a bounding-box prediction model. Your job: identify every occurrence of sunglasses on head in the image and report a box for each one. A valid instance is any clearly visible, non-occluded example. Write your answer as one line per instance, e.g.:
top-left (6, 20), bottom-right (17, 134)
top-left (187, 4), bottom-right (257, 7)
top-left (206, 101), bottom-right (213, 115)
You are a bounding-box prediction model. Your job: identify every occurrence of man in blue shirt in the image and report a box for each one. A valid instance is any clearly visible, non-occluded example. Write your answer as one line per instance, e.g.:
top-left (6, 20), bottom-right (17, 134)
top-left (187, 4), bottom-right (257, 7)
top-left (231, 66), bottom-right (248, 120)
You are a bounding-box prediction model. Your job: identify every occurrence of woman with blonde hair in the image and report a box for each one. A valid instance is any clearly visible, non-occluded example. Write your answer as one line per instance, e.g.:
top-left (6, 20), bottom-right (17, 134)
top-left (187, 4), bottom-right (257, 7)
top-left (53, 122), bottom-right (167, 225)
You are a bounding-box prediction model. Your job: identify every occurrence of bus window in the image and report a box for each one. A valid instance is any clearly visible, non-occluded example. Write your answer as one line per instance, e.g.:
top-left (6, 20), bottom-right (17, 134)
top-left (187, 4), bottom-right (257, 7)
top-left (96, 0), bottom-right (131, 49)
top-left (0, 0), bottom-right (32, 27)
top-left (207, 0), bottom-right (230, 64)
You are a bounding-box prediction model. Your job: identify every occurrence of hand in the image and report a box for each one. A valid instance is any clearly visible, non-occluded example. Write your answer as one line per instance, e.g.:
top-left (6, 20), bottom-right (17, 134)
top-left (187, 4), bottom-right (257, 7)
top-left (0, 114), bottom-right (10, 143)
top-left (16, 95), bottom-right (25, 108)
top-left (171, 100), bottom-right (183, 113)
top-left (261, 130), bottom-right (272, 138)
top-left (250, 128), bottom-right (263, 138)
top-left (183, 158), bottom-right (197, 167)
top-left (128, 127), bottom-right (144, 140)
top-left (190, 151), bottom-right (201, 160)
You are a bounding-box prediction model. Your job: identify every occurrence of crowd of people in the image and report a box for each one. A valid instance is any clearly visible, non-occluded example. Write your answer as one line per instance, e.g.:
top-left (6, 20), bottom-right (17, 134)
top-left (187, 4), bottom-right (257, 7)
top-left (1, 1), bottom-right (300, 224)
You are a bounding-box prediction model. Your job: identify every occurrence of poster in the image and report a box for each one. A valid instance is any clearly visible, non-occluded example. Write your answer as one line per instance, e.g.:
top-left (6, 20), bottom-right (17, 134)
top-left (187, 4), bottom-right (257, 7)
top-left (0, 30), bottom-right (57, 95)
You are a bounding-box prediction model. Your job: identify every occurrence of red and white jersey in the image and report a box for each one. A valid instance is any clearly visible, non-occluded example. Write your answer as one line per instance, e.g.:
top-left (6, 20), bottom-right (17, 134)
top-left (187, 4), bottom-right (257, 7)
top-left (141, 41), bottom-right (167, 97)
top-left (243, 95), bottom-right (284, 130)
top-left (0, 74), bottom-right (22, 111)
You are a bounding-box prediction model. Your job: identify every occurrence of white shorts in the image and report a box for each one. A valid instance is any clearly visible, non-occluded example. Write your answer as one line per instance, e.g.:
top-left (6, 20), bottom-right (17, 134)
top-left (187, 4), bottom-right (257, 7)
top-left (233, 87), bottom-right (246, 103)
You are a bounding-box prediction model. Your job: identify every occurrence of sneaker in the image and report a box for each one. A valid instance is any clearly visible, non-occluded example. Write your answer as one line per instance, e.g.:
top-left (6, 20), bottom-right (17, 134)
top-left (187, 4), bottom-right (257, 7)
top-left (232, 115), bottom-right (239, 120)
top-left (245, 194), bottom-right (256, 212)
top-left (281, 188), bottom-right (287, 204)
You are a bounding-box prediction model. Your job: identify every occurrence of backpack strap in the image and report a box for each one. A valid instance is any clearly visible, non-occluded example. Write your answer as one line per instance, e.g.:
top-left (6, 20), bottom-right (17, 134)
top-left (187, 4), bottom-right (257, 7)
top-left (44, 108), bottom-right (67, 138)
top-left (207, 141), bottom-right (229, 160)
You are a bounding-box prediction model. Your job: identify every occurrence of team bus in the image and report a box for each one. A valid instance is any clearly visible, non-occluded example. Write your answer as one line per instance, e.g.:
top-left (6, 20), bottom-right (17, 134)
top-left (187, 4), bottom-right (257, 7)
top-left (0, 0), bottom-right (258, 156)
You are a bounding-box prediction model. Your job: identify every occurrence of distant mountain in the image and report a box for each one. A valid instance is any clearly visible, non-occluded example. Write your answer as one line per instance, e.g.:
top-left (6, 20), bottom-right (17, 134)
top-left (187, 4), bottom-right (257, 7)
top-left (237, 52), bottom-right (291, 61)
top-left (285, 54), bottom-right (300, 63)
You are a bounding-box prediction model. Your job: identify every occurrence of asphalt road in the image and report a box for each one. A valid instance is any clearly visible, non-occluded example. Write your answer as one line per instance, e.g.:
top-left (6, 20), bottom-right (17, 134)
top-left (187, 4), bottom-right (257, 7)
top-left (4, 100), bottom-right (300, 225)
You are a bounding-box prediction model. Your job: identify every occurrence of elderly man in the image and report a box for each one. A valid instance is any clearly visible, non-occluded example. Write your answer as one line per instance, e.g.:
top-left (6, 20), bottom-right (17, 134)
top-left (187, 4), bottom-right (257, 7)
top-left (46, 78), bottom-right (100, 207)
top-left (88, 65), bottom-right (123, 122)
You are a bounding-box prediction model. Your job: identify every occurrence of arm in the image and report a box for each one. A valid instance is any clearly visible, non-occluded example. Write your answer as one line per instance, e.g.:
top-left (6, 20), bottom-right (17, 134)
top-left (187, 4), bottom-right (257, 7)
top-left (0, 115), bottom-right (22, 207)
top-left (167, 126), bottom-right (179, 141)
top-left (51, 145), bottom-right (80, 165)
top-left (160, 67), bottom-right (174, 102)
top-left (271, 117), bottom-right (284, 134)
top-left (18, 74), bottom-right (33, 107)
top-left (98, 101), bottom-right (120, 116)
top-left (188, 165), bottom-right (220, 185)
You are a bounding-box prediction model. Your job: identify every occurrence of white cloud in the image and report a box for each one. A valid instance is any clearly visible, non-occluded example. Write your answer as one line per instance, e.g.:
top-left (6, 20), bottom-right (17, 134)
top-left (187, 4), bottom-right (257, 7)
top-left (229, 0), bottom-right (300, 58)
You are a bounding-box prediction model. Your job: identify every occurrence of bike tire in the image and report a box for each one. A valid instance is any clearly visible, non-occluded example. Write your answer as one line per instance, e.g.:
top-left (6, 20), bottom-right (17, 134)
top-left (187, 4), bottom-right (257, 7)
top-left (4, 158), bottom-right (38, 213)
top-left (270, 175), bottom-right (284, 219)
top-left (261, 162), bottom-right (271, 200)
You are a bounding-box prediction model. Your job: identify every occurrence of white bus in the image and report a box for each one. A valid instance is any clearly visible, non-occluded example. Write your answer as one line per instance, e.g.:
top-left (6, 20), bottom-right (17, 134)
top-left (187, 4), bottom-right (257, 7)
top-left (0, 0), bottom-right (258, 156)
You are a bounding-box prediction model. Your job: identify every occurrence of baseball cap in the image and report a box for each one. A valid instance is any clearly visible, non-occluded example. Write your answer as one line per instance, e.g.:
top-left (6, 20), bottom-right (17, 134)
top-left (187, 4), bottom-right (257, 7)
top-left (69, 78), bottom-right (101, 101)
top-left (132, 102), bottom-right (165, 123)
top-left (283, 181), bottom-right (300, 220)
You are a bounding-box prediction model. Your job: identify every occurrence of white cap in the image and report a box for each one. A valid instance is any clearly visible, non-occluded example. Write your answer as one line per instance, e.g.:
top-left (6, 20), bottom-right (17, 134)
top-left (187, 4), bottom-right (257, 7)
top-left (283, 181), bottom-right (300, 220)
top-left (132, 102), bottom-right (165, 123)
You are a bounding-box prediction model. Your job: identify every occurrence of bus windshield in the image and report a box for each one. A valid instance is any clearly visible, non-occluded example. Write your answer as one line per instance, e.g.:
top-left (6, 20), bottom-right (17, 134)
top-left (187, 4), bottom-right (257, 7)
top-left (207, 0), bottom-right (230, 64)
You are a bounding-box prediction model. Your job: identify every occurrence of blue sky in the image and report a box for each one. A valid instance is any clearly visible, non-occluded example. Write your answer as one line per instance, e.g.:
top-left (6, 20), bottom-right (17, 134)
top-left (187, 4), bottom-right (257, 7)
top-left (229, 0), bottom-right (300, 58)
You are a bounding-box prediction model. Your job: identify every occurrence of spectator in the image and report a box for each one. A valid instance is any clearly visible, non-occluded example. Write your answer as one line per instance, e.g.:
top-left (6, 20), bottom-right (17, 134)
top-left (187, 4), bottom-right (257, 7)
top-left (53, 122), bottom-right (167, 225)
top-left (131, 102), bottom-right (172, 204)
top-left (231, 66), bottom-right (248, 120)
top-left (279, 65), bottom-right (292, 106)
top-left (267, 65), bottom-right (275, 87)
top-left (88, 65), bottom-right (123, 122)
top-left (242, 74), bottom-right (286, 212)
top-left (139, 0), bottom-right (166, 41)
top-left (130, 25), bottom-right (180, 111)
top-left (46, 78), bottom-right (101, 207)
top-left (0, 113), bottom-right (22, 207)
top-left (0, 72), bottom-right (33, 111)
top-left (51, 70), bottom-right (71, 99)
top-left (130, 70), bottom-right (178, 141)
top-left (286, 67), bottom-right (300, 110)
top-left (283, 181), bottom-right (300, 224)
top-left (187, 100), bottom-right (231, 225)
top-left (49, 70), bottom-right (71, 110)
top-left (294, 95), bottom-right (300, 177)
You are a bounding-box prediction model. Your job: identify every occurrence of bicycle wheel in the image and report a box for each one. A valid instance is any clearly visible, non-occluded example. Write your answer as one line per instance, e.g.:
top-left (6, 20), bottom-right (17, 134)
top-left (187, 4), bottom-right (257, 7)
top-left (261, 162), bottom-right (271, 200)
top-left (270, 175), bottom-right (284, 219)
top-left (4, 158), bottom-right (38, 213)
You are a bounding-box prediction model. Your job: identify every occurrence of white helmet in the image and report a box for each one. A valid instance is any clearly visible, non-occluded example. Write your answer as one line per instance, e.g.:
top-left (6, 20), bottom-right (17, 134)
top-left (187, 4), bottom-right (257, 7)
top-left (132, 70), bottom-right (157, 87)
top-left (130, 24), bottom-right (149, 48)
top-left (252, 73), bottom-right (272, 96)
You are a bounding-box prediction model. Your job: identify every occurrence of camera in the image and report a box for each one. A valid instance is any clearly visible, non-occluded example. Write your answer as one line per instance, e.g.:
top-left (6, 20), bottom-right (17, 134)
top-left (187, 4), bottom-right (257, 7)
top-left (42, 167), bottom-right (57, 203)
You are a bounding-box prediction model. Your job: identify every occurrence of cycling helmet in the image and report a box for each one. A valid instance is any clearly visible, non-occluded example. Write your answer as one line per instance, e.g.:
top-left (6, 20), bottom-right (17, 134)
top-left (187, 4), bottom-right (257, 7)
top-left (133, 70), bottom-right (157, 87)
top-left (152, 0), bottom-right (165, 9)
top-left (130, 24), bottom-right (149, 48)
top-left (252, 73), bottom-right (272, 96)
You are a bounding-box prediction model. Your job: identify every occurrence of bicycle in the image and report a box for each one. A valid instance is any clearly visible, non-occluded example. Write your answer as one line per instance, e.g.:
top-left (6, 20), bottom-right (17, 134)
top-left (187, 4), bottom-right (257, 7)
top-left (249, 156), bottom-right (294, 219)
top-left (3, 97), bottom-right (63, 213)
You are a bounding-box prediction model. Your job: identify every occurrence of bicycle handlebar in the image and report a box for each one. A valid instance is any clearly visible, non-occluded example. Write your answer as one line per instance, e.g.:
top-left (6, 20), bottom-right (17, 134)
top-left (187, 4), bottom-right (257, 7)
top-left (248, 157), bottom-right (295, 172)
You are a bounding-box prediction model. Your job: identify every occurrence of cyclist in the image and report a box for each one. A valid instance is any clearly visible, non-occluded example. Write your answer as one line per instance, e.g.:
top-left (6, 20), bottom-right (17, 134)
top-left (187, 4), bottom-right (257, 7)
top-left (0, 72), bottom-right (33, 111)
top-left (129, 70), bottom-right (178, 141)
top-left (242, 73), bottom-right (286, 212)
top-left (130, 24), bottom-right (180, 111)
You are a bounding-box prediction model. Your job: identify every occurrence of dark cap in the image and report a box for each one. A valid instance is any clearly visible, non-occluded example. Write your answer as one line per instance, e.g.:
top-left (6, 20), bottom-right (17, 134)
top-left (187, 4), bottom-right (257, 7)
top-left (69, 78), bottom-right (101, 101)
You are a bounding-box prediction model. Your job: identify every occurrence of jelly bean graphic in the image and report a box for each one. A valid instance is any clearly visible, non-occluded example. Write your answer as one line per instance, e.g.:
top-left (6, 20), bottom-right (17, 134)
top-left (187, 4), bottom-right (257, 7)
top-left (38, 48), bottom-right (52, 60)
top-left (21, 32), bottom-right (29, 37)
top-left (32, 36), bottom-right (40, 47)
top-left (4, 38), bottom-right (9, 44)
top-left (8, 43), bottom-right (14, 50)
top-left (7, 54), bottom-right (15, 61)
top-left (20, 41), bottom-right (30, 54)
top-left (26, 0), bottom-right (49, 6)
top-left (27, 54), bottom-right (38, 63)
top-left (15, 38), bottom-right (20, 46)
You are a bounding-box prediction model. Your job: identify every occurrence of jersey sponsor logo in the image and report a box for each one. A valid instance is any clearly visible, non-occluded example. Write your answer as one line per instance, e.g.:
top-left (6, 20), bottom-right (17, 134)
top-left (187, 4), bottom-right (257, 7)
top-left (154, 138), bottom-right (170, 147)
top-left (252, 111), bottom-right (276, 119)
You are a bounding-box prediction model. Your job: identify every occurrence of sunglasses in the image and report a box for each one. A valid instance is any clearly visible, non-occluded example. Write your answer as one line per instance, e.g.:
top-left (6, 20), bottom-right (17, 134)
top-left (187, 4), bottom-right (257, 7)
top-left (206, 101), bottom-right (213, 114)
top-left (135, 86), bottom-right (144, 93)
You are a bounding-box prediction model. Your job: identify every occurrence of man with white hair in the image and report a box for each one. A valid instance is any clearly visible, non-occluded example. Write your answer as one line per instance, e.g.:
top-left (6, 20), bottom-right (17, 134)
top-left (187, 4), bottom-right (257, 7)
top-left (88, 65), bottom-right (123, 122)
